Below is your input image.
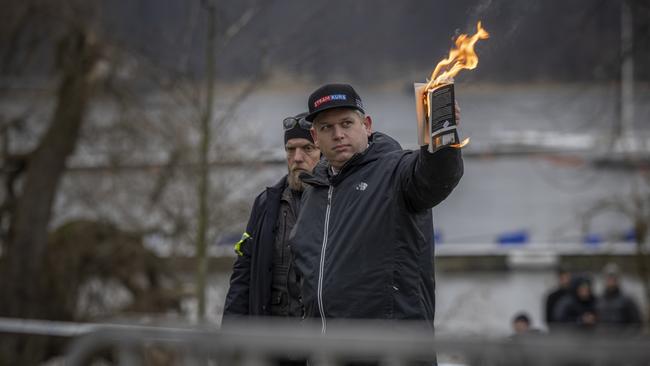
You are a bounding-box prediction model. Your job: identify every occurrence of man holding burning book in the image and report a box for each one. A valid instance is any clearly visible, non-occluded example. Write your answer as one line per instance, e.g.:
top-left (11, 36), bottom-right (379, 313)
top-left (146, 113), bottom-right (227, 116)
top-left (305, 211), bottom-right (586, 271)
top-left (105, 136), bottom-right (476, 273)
top-left (289, 22), bottom-right (486, 331)
top-left (289, 83), bottom-right (463, 330)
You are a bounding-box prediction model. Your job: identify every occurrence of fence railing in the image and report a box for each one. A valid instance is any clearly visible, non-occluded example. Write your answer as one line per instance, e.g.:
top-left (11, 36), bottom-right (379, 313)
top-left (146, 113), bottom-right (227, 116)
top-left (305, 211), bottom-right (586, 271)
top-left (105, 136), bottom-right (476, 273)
top-left (2, 317), bottom-right (649, 365)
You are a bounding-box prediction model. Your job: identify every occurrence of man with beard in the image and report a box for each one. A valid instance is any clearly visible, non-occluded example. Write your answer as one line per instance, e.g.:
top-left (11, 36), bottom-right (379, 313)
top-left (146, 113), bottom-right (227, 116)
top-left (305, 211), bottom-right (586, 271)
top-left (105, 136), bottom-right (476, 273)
top-left (224, 112), bottom-right (320, 319)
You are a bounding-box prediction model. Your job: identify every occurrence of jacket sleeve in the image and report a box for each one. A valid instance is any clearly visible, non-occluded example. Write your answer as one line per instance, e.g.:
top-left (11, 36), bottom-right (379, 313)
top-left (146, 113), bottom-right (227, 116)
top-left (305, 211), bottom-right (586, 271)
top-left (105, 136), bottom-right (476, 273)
top-left (545, 293), bottom-right (554, 324)
top-left (624, 297), bottom-right (642, 325)
top-left (399, 145), bottom-right (464, 212)
top-left (222, 195), bottom-right (263, 318)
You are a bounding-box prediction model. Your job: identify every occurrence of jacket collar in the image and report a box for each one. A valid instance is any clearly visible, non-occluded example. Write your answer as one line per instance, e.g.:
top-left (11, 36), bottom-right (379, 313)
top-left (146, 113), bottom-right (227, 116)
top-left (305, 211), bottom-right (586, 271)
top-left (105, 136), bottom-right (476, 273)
top-left (268, 175), bottom-right (288, 192)
top-left (300, 131), bottom-right (402, 187)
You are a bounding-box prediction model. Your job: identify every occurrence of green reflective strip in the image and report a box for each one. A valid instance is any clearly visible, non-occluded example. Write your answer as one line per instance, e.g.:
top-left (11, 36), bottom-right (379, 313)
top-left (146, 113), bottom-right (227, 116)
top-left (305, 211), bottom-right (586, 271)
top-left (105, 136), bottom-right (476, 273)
top-left (234, 232), bottom-right (251, 256)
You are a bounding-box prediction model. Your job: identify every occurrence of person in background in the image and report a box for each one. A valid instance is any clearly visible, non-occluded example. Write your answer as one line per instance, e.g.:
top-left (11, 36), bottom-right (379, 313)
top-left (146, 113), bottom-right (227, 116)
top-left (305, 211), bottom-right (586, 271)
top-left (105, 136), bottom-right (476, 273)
top-left (512, 312), bottom-right (532, 336)
top-left (223, 112), bottom-right (320, 319)
top-left (554, 275), bottom-right (597, 332)
top-left (504, 312), bottom-right (546, 366)
top-left (596, 262), bottom-right (642, 334)
top-left (544, 267), bottom-right (572, 330)
top-left (510, 312), bottom-right (543, 338)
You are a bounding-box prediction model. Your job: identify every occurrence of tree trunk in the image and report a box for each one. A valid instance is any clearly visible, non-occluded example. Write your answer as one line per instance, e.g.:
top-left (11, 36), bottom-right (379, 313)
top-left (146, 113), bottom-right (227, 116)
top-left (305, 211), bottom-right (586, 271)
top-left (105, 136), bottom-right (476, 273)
top-left (196, 0), bottom-right (217, 320)
top-left (0, 28), bottom-right (98, 365)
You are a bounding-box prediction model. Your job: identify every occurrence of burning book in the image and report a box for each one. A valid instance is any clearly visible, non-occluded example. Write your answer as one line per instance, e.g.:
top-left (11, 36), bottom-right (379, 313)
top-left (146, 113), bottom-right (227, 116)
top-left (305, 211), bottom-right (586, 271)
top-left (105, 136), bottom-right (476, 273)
top-left (414, 21), bottom-right (489, 152)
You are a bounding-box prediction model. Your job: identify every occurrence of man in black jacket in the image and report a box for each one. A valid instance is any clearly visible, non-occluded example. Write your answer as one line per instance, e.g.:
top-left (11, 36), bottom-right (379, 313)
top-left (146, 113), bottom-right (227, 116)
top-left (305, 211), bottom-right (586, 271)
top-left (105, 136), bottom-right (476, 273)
top-left (223, 113), bottom-right (320, 318)
top-left (544, 267), bottom-right (572, 330)
top-left (291, 84), bottom-right (464, 332)
top-left (597, 263), bottom-right (642, 333)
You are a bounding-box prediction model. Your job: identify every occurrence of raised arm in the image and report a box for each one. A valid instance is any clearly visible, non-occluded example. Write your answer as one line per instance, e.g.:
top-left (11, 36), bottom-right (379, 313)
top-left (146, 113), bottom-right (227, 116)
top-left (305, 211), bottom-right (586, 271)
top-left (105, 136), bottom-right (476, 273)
top-left (400, 146), bottom-right (464, 212)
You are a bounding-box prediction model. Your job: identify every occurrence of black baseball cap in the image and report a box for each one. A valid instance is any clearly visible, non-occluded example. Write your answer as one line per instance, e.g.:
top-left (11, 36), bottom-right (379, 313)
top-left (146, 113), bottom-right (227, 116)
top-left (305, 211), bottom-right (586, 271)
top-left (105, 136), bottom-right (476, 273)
top-left (306, 83), bottom-right (365, 122)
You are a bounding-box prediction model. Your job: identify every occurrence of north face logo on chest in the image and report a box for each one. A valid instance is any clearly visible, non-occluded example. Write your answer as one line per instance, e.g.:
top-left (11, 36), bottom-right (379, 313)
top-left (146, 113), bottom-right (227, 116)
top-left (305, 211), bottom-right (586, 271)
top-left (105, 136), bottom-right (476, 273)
top-left (355, 182), bottom-right (368, 191)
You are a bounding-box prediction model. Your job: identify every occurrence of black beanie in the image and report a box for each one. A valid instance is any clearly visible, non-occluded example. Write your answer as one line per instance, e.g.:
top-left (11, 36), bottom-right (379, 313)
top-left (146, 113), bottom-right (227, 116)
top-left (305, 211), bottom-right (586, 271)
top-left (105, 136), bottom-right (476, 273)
top-left (284, 112), bottom-right (314, 145)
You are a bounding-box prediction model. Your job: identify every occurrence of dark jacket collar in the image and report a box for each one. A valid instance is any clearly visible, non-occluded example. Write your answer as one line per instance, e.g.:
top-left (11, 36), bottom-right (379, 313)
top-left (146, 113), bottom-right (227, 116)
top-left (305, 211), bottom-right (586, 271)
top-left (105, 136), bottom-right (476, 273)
top-left (268, 175), bottom-right (288, 191)
top-left (301, 132), bottom-right (402, 186)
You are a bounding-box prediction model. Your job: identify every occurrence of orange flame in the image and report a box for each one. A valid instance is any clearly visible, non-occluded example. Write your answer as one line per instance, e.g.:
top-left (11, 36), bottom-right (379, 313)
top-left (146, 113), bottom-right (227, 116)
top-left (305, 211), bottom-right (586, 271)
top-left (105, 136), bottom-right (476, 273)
top-left (452, 137), bottom-right (470, 148)
top-left (424, 21), bottom-right (489, 149)
top-left (425, 21), bottom-right (490, 90)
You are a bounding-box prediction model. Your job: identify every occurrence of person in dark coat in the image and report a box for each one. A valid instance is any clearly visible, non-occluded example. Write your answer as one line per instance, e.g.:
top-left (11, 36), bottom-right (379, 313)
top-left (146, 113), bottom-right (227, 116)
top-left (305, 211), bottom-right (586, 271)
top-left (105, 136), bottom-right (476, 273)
top-left (544, 267), bottom-right (572, 330)
top-left (596, 263), bottom-right (642, 334)
top-left (223, 113), bottom-right (320, 319)
top-left (511, 312), bottom-right (532, 336)
top-left (290, 84), bottom-right (464, 333)
top-left (553, 275), bottom-right (597, 332)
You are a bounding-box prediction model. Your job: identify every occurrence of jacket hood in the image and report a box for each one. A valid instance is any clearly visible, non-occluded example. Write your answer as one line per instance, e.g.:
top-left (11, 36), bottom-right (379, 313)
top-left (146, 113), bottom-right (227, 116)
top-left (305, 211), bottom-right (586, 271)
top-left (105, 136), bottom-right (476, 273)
top-left (571, 275), bottom-right (595, 304)
top-left (303, 131), bottom-right (402, 186)
top-left (368, 131), bottom-right (403, 154)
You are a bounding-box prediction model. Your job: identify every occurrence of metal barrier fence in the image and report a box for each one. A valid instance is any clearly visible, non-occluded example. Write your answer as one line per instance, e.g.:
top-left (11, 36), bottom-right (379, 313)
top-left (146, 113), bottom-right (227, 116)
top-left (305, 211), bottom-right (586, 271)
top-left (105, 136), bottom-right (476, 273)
top-left (2, 317), bottom-right (650, 365)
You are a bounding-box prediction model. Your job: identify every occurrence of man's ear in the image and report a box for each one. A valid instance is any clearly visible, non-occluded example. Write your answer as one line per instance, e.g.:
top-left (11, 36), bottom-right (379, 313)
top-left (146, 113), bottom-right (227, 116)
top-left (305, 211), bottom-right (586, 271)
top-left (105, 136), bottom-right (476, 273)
top-left (363, 115), bottom-right (373, 136)
top-left (310, 128), bottom-right (319, 147)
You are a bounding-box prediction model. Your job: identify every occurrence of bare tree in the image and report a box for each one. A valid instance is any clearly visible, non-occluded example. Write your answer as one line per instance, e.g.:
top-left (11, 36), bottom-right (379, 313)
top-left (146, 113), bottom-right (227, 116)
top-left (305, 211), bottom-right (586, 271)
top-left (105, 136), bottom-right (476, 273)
top-left (196, 0), bottom-right (217, 320)
top-left (0, 2), bottom-right (106, 363)
top-left (0, 1), bottom-right (314, 362)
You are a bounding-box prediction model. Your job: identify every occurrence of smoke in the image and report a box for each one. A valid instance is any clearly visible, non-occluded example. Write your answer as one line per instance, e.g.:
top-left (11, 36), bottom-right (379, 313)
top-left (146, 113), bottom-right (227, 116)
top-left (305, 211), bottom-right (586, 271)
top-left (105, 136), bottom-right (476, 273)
top-left (471, 0), bottom-right (494, 18)
top-left (467, 0), bottom-right (541, 39)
